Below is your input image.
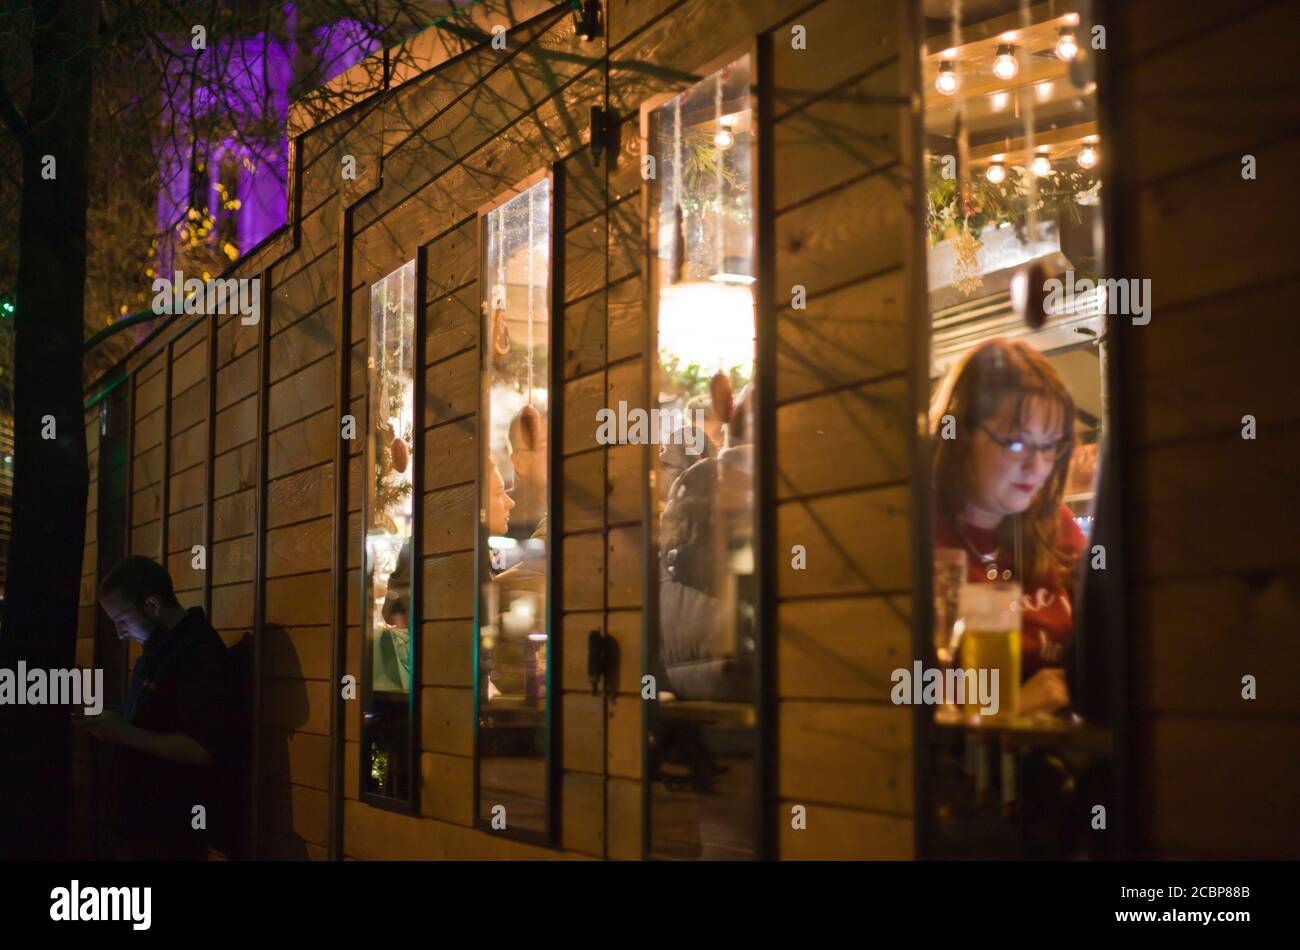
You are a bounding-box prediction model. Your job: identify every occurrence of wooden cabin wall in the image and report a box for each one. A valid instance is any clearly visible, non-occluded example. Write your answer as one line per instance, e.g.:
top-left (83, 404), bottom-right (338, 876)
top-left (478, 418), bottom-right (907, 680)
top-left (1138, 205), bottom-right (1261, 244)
top-left (605, 0), bottom-right (919, 859)
top-left (165, 321), bottom-right (210, 616)
top-left (73, 0), bottom-right (921, 860)
top-left (764, 0), bottom-right (916, 860)
top-left (342, 0), bottom-right (602, 860)
top-left (1108, 0), bottom-right (1300, 859)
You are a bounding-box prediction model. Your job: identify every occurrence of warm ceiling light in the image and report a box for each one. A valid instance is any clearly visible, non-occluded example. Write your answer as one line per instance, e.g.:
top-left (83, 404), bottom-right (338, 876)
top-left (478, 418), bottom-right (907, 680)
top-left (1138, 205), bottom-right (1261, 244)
top-left (1077, 144), bottom-right (1099, 168)
top-left (935, 60), bottom-right (959, 95)
top-left (1036, 81), bottom-right (1054, 101)
top-left (1031, 150), bottom-right (1052, 176)
top-left (714, 107), bottom-right (736, 149)
top-left (999, 31), bottom-right (1018, 41)
top-left (1063, 12), bottom-right (1081, 26)
top-left (985, 161), bottom-right (1007, 184)
top-left (992, 44), bottom-right (1019, 80)
top-left (1055, 27), bottom-right (1080, 61)
top-left (990, 90), bottom-right (1009, 111)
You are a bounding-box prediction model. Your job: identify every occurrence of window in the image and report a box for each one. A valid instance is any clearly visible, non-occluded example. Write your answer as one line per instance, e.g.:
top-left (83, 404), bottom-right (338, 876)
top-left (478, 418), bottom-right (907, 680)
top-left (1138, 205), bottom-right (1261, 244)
top-left (644, 52), bottom-right (758, 860)
top-left (362, 260), bottom-right (417, 805)
top-left (476, 174), bottom-right (553, 840)
top-left (920, 1), bottom-right (1114, 858)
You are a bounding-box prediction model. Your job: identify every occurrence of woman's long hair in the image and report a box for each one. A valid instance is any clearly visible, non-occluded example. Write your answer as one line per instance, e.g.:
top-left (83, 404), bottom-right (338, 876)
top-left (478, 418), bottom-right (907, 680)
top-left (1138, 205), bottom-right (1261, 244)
top-left (929, 338), bottom-right (1079, 587)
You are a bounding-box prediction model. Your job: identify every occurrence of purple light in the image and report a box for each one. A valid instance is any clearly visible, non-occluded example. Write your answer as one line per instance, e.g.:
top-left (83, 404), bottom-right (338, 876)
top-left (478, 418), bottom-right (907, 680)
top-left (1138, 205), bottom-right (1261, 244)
top-left (151, 9), bottom-right (379, 276)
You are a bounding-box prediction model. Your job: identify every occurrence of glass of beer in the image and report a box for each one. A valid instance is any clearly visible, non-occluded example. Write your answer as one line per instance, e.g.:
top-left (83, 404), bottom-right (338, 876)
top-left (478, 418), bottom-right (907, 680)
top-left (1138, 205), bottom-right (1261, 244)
top-left (958, 582), bottom-right (1021, 725)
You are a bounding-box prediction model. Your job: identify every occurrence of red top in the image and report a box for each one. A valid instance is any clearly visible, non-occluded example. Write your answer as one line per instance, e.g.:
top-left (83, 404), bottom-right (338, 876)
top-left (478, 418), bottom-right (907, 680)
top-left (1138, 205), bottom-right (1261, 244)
top-left (935, 504), bottom-right (1086, 680)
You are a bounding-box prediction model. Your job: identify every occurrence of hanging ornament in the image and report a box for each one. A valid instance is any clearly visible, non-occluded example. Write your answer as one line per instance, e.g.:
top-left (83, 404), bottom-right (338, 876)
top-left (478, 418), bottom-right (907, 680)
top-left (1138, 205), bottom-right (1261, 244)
top-left (517, 403), bottom-right (543, 451)
top-left (390, 436), bottom-right (409, 474)
top-left (671, 203), bottom-right (686, 284)
top-left (1011, 261), bottom-right (1050, 329)
top-left (951, 224), bottom-right (984, 296)
top-left (710, 370), bottom-right (734, 426)
top-left (492, 308), bottom-right (511, 356)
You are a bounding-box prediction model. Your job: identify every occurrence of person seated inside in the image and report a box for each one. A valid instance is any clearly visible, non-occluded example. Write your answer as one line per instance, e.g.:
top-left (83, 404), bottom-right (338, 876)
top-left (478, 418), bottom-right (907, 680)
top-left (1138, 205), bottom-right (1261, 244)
top-left (484, 456), bottom-right (544, 700)
top-left (377, 538), bottom-right (413, 691)
top-left (657, 381), bottom-right (756, 704)
top-left (929, 338), bottom-right (1086, 717)
top-left (506, 404), bottom-right (548, 540)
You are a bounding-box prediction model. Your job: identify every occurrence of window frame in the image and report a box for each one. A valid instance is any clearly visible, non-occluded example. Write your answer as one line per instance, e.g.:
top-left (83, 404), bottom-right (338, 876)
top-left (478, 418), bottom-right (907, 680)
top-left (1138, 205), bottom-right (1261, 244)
top-left (905, 0), bottom-right (1134, 858)
top-left (358, 256), bottom-right (422, 814)
top-left (471, 166), bottom-right (559, 847)
top-left (637, 40), bottom-right (773, 861)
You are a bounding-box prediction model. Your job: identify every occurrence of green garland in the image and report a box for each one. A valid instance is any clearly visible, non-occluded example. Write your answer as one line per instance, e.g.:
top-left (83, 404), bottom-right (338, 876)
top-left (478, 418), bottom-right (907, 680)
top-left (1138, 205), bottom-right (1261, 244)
top-left (926, 156), bottom-right (1100, 245)
top-left (659, 353), bottom-right (751, 400)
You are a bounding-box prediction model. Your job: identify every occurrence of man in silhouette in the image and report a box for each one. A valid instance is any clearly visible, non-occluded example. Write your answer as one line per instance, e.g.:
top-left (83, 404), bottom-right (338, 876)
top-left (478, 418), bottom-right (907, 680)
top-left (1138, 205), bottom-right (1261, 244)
top-left (78, 555), bottom-right (231, 860)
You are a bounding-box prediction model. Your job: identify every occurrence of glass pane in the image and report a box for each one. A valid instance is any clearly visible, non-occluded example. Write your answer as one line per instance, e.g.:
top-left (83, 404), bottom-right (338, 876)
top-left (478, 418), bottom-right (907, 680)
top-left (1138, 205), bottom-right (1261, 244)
top-left (477, 176), bottom-right (551, 836)
top-left (921, 1), bottom-right (1112, 858)
top-left (364, 259), bottom-right (416, 800)
top-left (647, 54), bottom-right (757, 860)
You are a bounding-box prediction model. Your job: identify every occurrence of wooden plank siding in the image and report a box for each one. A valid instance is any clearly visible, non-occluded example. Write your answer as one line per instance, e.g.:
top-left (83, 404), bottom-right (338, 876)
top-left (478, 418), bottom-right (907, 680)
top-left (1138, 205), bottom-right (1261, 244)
top-left (77, 0), bottom-right (1214, 861)
top-left (1107, 0), bottom-right (1300, 859)
top-left (75, 0), bottom-right (925, 861)
top-left (765, 0), bottom-right (915, 858)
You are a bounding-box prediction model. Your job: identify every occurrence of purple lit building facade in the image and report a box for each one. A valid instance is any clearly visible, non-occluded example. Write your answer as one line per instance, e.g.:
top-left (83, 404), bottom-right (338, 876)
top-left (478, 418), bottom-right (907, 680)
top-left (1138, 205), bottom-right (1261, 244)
top-left (155, 11), bottom-right (378, 275)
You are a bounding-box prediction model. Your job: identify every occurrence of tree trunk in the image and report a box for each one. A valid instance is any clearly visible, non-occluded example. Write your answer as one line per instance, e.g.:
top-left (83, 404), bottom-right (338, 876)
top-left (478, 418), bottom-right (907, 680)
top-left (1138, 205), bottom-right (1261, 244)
top-left (0, 0), bottom-right (97, 859)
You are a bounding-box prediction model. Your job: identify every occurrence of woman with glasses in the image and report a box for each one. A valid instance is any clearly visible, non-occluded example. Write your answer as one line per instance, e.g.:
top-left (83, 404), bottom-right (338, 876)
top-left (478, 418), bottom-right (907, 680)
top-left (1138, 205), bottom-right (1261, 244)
top-left (930, 338), bottom-right (1086, 716)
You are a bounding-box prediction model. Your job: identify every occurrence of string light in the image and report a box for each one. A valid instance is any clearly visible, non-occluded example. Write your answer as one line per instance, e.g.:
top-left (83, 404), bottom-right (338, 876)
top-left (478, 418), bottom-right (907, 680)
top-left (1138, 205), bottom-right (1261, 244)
top-left (1077, 137), bottom-right (1099, 168)
top-left (1055, 27), bottom-right (1079, 61)
top-left (715, 114), bottom-right (735, 149)
top-left (985, 161), bottom-right (1007, 184)
top-left (992, 44), bottom-right (1019, 80)
top-left (1035, 81), bottom-right (1054, 102)
top-left (935, 59), bottom-right (959, 95)
top-left (990, 90), bottom-right (1009, 111)
top-left (1031, 149), bottom-right (1052, 177)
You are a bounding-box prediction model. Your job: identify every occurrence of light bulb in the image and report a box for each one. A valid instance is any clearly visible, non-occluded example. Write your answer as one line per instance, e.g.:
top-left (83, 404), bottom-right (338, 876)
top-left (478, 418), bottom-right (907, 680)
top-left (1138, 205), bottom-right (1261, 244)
top-left (985, 162), bottom-right (1007, 184)
top-left (1035, 81), bottom-right (1053, 102)
top-left (935, 60), bottom-right (959, 95)
top-left (1056, 27), bottom-right (1079, 61)
top-left (1031, 151), bottom-right (1052, 176)
top-left (990, 91), bottom-right (1009, 111)
top-left (1077, 144), bottom-right (1098, 168)
top-left (714, 127), bottom-right (734, 149)
top-left (992, 44), bottom-right (1019, 80)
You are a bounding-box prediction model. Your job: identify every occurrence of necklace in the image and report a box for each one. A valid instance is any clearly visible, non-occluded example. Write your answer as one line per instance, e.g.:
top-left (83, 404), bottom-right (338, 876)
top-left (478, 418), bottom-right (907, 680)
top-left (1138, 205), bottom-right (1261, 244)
top-left (955, 520), bottom-right (1013, 582)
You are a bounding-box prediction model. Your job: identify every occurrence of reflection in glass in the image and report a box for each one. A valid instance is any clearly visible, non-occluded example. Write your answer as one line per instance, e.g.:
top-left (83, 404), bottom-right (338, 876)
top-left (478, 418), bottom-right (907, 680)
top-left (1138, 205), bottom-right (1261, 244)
top-left (921, 1), bottom-right (1111, 858)
top-left (477, 176), bottom-right (551, 836)
top-left (364, 260), bottom-right (416, 799)
top-left (646, 54), bottom-right (757, 860)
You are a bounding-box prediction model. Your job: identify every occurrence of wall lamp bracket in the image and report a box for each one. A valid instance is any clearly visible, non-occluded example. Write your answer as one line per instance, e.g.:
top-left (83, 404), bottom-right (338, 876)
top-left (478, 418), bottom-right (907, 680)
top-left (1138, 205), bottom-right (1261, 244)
top-left (590, 105), bottom-right (613, 160)
top-left (574, 0), bottom-right (603, 43)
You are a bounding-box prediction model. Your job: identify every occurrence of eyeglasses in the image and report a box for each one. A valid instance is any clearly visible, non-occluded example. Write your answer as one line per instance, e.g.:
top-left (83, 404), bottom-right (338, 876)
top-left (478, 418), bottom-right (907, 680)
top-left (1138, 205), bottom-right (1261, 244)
top-left (979, 425), bottom-right (1072, 462)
